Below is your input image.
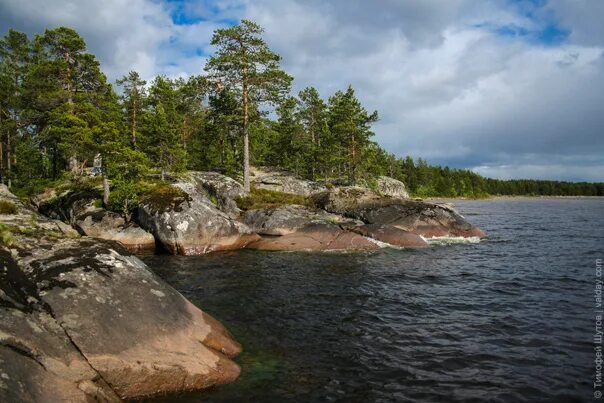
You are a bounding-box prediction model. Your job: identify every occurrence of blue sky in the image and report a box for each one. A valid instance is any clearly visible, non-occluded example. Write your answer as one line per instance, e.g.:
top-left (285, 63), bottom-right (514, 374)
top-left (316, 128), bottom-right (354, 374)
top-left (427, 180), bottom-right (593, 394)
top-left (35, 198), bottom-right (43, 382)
top-left (1, 0), bottom-right (603, 181)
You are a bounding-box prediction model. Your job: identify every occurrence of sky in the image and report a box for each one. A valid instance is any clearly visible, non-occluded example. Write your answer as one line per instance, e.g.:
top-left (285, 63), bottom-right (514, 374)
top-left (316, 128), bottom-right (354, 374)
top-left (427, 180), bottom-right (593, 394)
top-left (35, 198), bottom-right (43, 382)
top-left (1, 0), bottom-right (603, 182)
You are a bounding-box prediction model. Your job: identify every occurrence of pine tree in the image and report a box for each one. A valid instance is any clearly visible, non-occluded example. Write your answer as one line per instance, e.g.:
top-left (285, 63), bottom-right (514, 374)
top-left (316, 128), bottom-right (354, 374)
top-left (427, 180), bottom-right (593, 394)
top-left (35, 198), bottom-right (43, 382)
top-left (275, 96), bottom-right (305, 175)
top-left (327, 85), bottom-right (378, 182)
top-left (116, 71), bottom-right (146, 148)
top-left (0, 29), bottom-right (30, 186)
top-left (141, 76), bottom-right (186, 180)
top-left (297, 87), bottom-right (328, 179)
top-left (205, 19), bottom-right (292, 192)
top-left (24, 27), bottom-right (110, 177)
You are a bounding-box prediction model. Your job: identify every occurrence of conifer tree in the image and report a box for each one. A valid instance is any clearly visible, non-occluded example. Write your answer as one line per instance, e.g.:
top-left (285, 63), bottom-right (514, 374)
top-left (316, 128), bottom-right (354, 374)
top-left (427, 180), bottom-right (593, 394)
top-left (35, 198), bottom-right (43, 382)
top-left (327, 85), bottom-right (378, 182)
top-left (205, 19), bottom-right (292, 192)
top-left (116, 71), bottom-right (146, 148)
top-left (0, 29), bottom-right (30, 186)
top-left (297, 87), bottom-right (328, 179)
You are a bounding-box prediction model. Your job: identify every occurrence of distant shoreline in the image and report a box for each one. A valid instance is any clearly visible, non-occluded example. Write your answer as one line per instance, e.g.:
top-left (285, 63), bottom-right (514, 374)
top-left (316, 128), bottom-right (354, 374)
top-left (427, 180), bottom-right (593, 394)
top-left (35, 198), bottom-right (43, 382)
top-left (427, 195), bottom-right (604, 203)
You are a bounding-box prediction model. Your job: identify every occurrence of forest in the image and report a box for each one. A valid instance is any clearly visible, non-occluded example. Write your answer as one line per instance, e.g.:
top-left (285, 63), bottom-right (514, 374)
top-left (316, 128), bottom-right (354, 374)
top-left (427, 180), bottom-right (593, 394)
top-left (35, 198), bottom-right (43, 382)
top-left (1, 20), bottom-right (602, 216)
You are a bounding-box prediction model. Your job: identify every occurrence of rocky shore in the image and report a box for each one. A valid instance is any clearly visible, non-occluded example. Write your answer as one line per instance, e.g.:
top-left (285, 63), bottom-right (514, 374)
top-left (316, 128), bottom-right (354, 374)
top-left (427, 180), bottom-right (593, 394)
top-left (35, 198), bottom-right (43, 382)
top-left (0, 185), bottom-right (241, 401)
top-left (35, 168), bottom-right (485, 255)
top-left (1, 168), bottom-right (485, 401)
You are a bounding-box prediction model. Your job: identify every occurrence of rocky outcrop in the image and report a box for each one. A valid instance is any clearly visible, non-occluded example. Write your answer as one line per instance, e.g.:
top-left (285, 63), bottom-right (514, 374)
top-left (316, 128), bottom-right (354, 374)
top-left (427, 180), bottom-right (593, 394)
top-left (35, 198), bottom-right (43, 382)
top-left (243, 205), bottom-right (361, 236)
top-left (352, 200), bottom-right (486, 238)
top-left (247, 223), bottom-right (380, 252)
top-left (74, 210), bottom-right (155, 252)
top-left (137, 178), bottom-right (259, 255)
top-left (314, 188), bottom-right (485, 238)
top-left (375, 176), bottom-right (409, 198)
top-left (187, 171), bottom-right (246, 218)
top-left (0, 185), bottom-right (242, 401)
top-left (251, 166), bottom-right (328, 196)
top-left (37, 188), bottom-right (155, 252)
top-left (243, 203), bottom-right (435, 251)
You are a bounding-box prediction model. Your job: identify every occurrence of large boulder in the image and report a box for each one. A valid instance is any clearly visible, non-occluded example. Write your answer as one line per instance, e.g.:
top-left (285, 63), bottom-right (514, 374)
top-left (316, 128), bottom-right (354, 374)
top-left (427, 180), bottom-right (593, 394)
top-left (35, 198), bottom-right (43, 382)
top-left (247, 223), bottom-right (380, 252)
top-left (37, 188), bottom-right (155, 252)
top-left (186, 171), bottom-right (246, 218)
top-left (0, 250), bottom-right (121, 403)
top-left (0, 185), bottom-right (242, 401)
top-left (311, 186), bottom-right (383, 215)
top-left (137, 179), bottom-right (259, 255)
top-left (314, 188), bottom-right (485, 238)
top-left (37, 188), bottom-right (99, 223)
top-left (74, 210), bottom-right (155, 252)
top-left (375, 176), bottom-right (409, 198)
top-left (352, 200), bottom-right (486, 238)
top-left (251, 166), bottom-right (327, 196)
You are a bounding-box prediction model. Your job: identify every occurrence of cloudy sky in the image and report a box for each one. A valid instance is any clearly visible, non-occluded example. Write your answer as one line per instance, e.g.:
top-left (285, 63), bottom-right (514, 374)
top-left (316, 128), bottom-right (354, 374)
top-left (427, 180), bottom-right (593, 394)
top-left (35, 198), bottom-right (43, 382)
top-left (1, 0), bottom-right (603, 181)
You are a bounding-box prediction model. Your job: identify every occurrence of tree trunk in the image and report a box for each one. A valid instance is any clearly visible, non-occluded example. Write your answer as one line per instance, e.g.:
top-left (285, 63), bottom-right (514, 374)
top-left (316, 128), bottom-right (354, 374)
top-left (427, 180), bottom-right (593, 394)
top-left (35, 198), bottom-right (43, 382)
top-left (310, 115), bottom-right (315, 180)
top-left (102, 172), bottom-right (110, 208)
top-left (69, 156), bottom-right (78, 175)
top-left (6, 129), bottom-right (11, 188)
top-left (0, 113), bottom-right (3, 185)
top-left (132, 99), bottom-right (137, 148)
top-left (242, 82), bottom-right (250, 193)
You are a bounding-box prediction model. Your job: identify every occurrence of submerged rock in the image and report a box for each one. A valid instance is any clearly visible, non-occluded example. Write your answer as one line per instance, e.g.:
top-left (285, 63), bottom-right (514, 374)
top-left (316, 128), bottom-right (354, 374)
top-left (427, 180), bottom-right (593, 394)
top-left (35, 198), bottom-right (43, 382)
top-left (0, 185), bottom-right (242, 401)
top-left (137, 178), bottom-right (259, 255)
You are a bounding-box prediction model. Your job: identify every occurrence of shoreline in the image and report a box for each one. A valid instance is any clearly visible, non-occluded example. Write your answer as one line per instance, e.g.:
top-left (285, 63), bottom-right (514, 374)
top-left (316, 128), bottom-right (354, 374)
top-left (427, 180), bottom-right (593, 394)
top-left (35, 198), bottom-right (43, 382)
top-left (426, 195), bottom-right (604, 203)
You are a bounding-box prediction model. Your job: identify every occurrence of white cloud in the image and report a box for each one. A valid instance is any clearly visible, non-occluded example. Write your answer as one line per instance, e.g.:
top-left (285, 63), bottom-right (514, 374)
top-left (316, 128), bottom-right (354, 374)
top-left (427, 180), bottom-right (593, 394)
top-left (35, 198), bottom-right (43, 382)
top-left (1, 0), bottom-right (603, 181)
top-left (239, 0), bottom-right (604, 181)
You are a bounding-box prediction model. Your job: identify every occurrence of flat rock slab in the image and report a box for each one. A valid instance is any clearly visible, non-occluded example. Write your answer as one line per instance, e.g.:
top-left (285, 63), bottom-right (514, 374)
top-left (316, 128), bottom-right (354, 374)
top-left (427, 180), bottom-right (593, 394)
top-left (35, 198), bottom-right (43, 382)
top-left (247, 223), bottom-right (379, 252)
top-left (348, 224), bottom-right (428, 248)
top-left (244, 205), bottom-right (361, 236)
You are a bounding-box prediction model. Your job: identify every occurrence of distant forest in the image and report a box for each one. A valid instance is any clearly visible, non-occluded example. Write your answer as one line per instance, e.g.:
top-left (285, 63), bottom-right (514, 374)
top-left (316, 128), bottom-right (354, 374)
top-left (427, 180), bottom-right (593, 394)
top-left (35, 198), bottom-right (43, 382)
top-left (0, 21), bottom-right (602, 208)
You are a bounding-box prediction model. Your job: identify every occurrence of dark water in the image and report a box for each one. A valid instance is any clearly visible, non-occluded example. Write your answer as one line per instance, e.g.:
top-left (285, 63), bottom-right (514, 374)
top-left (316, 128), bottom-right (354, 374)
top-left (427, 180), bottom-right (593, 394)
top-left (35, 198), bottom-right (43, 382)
top-left (142, 198), bottom-right (604, 402)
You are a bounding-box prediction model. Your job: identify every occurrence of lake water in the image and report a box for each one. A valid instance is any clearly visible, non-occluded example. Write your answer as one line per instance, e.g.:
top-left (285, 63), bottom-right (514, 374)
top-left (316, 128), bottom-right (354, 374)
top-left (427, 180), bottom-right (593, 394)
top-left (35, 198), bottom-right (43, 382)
top-left (143, 198), bottom-right (604, 402)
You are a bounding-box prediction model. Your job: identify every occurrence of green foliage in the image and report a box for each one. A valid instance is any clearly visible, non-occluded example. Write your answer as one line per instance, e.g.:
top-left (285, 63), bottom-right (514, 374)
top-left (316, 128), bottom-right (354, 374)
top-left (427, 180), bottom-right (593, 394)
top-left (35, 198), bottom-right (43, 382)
top-left (206, 19), bottom-right (293, 191)
top-left (0, 224), bottom-right (16, 246)
top-left (0, 200), bottom-right (17, 214)
top-left (235, 187), bottom-right (309, 210)
top-left (107, 179), bottom-right (150, 222)
top-left (1, 23), bottom-right (602, 205)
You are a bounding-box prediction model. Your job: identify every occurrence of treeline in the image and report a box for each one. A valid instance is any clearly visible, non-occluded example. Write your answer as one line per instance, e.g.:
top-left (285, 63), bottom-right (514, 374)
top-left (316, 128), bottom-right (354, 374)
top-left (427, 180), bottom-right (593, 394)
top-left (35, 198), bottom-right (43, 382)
top-left (395, 158), bottom-right (604, 197)
top-left (0, 22), bottom-right (601, 212)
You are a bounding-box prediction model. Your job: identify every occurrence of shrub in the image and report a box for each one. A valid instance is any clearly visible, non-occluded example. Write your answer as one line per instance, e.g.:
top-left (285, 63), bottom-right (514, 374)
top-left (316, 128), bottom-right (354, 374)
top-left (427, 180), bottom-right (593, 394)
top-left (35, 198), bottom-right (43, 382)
top-left (235, 187), bottom-right (309, 210)
top-left (0, 224), bottom-right (16, 246)
top-left (0, 201), bottom-right (18, 215)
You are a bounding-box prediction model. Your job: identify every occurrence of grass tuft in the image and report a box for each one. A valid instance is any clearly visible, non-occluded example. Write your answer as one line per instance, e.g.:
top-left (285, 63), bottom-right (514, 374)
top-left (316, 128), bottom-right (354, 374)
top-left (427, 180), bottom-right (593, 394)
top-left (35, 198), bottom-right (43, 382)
top-left (235, 187), bottom-right (309, 211)
top-left (0, 200), bottom-right (18, 215)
